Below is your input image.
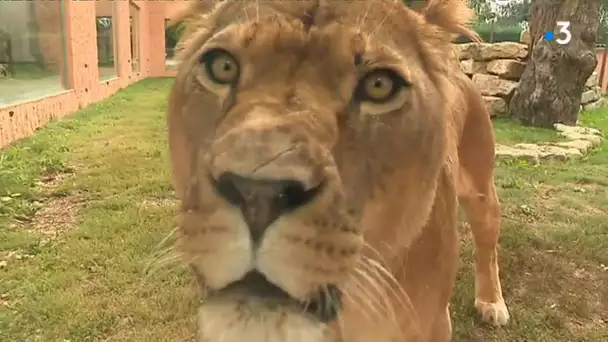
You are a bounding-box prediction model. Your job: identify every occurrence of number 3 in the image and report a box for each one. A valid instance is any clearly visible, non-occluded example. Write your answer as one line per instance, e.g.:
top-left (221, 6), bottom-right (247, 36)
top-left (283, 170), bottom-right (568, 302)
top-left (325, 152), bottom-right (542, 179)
top-left (556, 21), bottom-right (572, 45)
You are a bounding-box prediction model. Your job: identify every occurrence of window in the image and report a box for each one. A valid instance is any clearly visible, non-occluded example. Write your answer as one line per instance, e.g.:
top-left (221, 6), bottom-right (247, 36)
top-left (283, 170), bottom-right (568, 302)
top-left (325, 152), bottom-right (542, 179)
top-left (130, 2), bottom-right (140, 73)
top-left (95, 0), bottom-right (118, 80)
top-left (165, 19), bottom-right (183, 69)
top-left (0, 0), bottom-right (69, 106)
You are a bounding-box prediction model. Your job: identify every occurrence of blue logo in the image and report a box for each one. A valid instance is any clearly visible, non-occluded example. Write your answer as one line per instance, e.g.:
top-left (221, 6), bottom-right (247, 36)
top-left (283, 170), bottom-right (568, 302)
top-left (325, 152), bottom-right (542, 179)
top-left (544, 31), bottom-right (555, 41)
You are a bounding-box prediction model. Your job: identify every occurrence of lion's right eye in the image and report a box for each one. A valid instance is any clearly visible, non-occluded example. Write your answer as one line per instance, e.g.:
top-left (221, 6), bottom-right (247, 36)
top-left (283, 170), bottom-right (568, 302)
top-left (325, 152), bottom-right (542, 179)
top-left (200, 49), bottom-right (240, 85)
top-left (355, 68), bottom-right (408, 104)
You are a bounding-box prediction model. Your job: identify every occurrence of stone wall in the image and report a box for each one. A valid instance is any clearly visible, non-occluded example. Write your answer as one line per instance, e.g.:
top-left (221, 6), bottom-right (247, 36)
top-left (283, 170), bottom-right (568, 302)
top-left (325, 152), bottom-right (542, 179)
top-left (454, 42), bottom-right (604, 117)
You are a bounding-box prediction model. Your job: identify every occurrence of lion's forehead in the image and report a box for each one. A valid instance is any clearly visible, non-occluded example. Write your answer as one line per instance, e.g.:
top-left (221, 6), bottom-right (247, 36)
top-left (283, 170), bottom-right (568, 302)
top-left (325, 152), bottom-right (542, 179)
top-left (207, 0), bottom-right (421, 48)
top-left (200, 1), bottom-right (425, 82)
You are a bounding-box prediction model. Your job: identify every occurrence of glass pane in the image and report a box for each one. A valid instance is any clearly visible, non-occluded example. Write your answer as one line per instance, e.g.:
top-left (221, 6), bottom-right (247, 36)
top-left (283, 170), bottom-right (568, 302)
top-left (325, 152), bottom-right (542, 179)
top-left (95, 0), bottom-right (117, 80)
top-left (129, 2), bottom-right (140, 73)
top-left (165, 19), bottom-right (181, 69)
top-left (0, 0), bottom-right (68, 106)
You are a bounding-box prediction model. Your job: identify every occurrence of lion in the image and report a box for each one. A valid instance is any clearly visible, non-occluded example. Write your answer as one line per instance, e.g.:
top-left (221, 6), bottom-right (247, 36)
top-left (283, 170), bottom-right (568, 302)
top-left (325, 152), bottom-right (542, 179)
top-left (166, 0), bottom-right (510, 341)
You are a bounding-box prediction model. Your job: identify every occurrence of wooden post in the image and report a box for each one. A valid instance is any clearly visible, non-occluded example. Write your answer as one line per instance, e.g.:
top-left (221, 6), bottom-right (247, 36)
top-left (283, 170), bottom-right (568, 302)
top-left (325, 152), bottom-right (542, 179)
top-left (599, 31), bottom-right (608, 91)
top-left (599, 46), bottom-right (607, 91)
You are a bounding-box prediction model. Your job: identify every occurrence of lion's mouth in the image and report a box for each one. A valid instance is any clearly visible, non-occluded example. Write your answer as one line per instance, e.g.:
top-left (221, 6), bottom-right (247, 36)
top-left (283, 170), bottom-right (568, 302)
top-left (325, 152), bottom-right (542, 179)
top-left (206, 270), bottom-right (342, 323)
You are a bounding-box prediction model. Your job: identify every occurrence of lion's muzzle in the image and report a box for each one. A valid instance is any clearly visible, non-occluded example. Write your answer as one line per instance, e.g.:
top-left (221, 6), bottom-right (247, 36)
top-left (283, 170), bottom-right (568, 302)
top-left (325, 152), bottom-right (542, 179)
top-left (205, 157), bottom-right (342, 323)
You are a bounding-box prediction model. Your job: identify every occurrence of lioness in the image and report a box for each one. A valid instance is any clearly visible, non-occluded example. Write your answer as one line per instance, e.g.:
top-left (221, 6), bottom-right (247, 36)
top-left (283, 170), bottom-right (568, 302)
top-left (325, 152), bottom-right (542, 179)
top-left (166, 0), bottom-right (510, 341)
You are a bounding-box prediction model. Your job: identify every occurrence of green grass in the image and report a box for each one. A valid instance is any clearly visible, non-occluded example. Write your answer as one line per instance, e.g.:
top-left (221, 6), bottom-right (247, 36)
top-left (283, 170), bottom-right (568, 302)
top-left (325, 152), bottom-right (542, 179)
top-left (1, 78), bottom-right (607, 341)
top-left (492, 117), bottom-right (566, 145)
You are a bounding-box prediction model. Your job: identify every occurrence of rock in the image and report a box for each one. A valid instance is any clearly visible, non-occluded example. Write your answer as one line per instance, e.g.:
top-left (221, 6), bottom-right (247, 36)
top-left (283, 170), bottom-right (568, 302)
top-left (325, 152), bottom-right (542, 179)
top-left (594, 86), bottom-right (603, 95)
top-left (496, 124), bottom-right (604, 164)
top-left (551, 139), bottom-right (595, 154)
top-left (453, 43), bottom-right (473, 60)
top-left (460, 60), bottom-right (472, 74)
top-left (581, 89), bottom-right (600, 104)
top-left (554, 123), bottom-right (604, 147)
top-left (583, 97), bottom-right (608, 110)
top-left (585, 72), bottom-right (598, 88)
top-left (554, 123), bottom-right (603, 138)
top-left (459, 59), bottom-right (487, 75)
top-left (495, 144), bottom-right (539, 164)
top-left (486, 59), bottom-right (526, 80)
top-left (483, 96), bottom-right (507, 117)
top-left (512, 143), bottom-right (583, 162)
top-left (537, 145), bottom-right (583, 161)
top-left (472, 74), bottom-right (518, 97)
top-left (457, 42), bottom-right (528, 61)
top-left (520, 30), bottom-right (531, 45)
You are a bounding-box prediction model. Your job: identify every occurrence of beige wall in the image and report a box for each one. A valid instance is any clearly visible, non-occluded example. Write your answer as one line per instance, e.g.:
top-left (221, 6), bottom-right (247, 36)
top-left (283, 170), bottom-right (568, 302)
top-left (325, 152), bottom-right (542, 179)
top-left (0, 0), bottom-right (178, 148)
top-left (95, 0), bottom-right (115, 17)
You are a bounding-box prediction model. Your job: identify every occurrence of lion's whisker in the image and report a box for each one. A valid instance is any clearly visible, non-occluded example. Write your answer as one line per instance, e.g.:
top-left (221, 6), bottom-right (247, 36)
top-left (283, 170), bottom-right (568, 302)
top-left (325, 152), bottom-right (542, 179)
top-left (341, 288), bottom-right (373, 322)
top-left (142, 243), bottom-right (187, 279)
top-left (242, 6), bottom-right (250, 23)
top-left (370, 1), bottom-right (398, 39)
top-left (347, 274), bottom-right (386, 321)
top-left (353, 267), bottom-right (399, 330)
top-left (356, 0), bottom-right (374, 30)
top-left (359, 256), bottom-right (409, 304)
top-left (357, 257), bottom-right (419, 326)
top-left (301, 298), bottom-right (312, 316)
top-left (363, 241), bottom-right (388, 263)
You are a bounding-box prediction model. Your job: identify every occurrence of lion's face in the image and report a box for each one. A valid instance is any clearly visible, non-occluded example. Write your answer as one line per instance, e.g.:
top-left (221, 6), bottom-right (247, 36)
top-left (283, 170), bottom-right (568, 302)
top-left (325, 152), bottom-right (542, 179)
top-left (167, 1), bottom-right (475, 341)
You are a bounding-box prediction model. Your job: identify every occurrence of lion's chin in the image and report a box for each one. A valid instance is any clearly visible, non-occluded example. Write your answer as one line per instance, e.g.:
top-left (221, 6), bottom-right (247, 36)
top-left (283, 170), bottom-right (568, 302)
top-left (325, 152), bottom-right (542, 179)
top-left (197, 299), bottom-right (329, 342)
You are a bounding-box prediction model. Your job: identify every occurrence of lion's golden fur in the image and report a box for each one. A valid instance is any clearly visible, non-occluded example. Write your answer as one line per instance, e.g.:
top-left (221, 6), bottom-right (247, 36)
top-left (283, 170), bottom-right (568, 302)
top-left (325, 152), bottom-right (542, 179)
top-left (166, 1), bottom-right (509, 341)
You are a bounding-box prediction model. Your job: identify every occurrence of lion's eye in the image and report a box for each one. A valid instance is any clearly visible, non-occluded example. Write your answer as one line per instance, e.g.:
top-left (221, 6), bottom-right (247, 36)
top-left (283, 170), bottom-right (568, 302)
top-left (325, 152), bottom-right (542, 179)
top-left (357, 69), bottom-right (406, 103)
top-left (200, 49), bottom-right (240, 85)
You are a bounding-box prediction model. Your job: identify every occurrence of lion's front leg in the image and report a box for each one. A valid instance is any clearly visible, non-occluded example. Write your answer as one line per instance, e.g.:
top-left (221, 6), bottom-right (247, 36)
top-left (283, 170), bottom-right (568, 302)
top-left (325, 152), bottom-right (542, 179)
top-left (460, 181), bottom-right (510, 327)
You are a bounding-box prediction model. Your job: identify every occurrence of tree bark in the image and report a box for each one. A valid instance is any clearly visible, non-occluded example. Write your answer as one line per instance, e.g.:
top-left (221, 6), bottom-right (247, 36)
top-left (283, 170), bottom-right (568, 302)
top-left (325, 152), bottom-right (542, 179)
top-left (510, 0), bottom-right (601, 127)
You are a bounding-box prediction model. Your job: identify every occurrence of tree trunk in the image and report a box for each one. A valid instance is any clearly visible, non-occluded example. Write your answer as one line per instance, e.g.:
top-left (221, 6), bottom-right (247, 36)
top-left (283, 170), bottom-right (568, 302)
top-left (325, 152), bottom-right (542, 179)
top-left (510, 0), bottom-right (601, 127)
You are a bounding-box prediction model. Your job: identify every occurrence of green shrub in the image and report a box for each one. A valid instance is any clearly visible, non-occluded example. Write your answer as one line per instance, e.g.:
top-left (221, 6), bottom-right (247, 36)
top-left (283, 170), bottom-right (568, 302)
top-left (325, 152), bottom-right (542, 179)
top-left (455, 23), bottom-right (523, 44)
top-left (165, 21), bottom-right (186, 50)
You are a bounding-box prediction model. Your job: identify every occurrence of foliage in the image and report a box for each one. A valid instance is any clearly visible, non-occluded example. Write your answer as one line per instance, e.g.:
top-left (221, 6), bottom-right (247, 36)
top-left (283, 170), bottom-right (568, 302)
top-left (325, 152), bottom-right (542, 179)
top-left (468, 0), bottom-right (495, 23)
top-left (95, 17), bottom-right (112, 31)
top-left (496, 0), bottom-right (531, 26)
top-left (165, 21), bottom-right (186, 52)
top-left (455, 22), bottom-right (523, 43)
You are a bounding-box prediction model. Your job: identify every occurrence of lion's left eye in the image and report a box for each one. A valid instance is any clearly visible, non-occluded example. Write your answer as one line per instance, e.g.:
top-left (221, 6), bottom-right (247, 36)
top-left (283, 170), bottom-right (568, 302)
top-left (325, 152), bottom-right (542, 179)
top-left (200, 48), bottom-right (240, 85)
top-left (356, 69), bottom-right (407, 103)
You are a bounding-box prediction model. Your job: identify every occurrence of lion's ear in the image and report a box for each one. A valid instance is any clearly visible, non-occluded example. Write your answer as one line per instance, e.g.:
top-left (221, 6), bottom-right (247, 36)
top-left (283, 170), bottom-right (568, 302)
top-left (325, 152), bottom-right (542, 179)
top-left (169, 0), bottom-right (219, 60)
top-left (411, 0), bottom-right (481, 43)
top-left (168, 0), bottom-right (215, 27)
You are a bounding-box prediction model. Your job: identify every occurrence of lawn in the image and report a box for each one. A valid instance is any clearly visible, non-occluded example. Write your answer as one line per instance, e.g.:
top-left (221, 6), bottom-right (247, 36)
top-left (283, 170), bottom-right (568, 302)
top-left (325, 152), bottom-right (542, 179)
top-left (1, 78), bottom-right (607, 341)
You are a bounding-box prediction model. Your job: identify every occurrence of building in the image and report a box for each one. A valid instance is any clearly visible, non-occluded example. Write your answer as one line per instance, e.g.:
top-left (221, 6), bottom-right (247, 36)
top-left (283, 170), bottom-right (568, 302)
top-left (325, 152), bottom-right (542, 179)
top-left (0, 0), bottom-right (190, 149)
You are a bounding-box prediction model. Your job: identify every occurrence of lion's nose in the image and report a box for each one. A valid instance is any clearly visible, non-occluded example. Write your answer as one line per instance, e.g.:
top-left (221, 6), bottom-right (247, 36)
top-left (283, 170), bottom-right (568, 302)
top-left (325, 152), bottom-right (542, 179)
top-left (212, 172), bottom-right (322, 243)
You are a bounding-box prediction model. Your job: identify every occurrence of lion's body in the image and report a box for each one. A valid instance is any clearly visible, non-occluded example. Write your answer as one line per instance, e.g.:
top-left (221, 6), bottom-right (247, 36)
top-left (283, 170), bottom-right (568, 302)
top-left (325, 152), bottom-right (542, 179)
top-left (167, 1), bottom-right (509, 341)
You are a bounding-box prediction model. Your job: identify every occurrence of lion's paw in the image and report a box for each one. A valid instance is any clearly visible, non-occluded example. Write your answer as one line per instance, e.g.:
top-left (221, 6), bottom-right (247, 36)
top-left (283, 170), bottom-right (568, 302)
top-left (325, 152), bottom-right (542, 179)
top-left (474, 298), bottom-right (510, 326)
